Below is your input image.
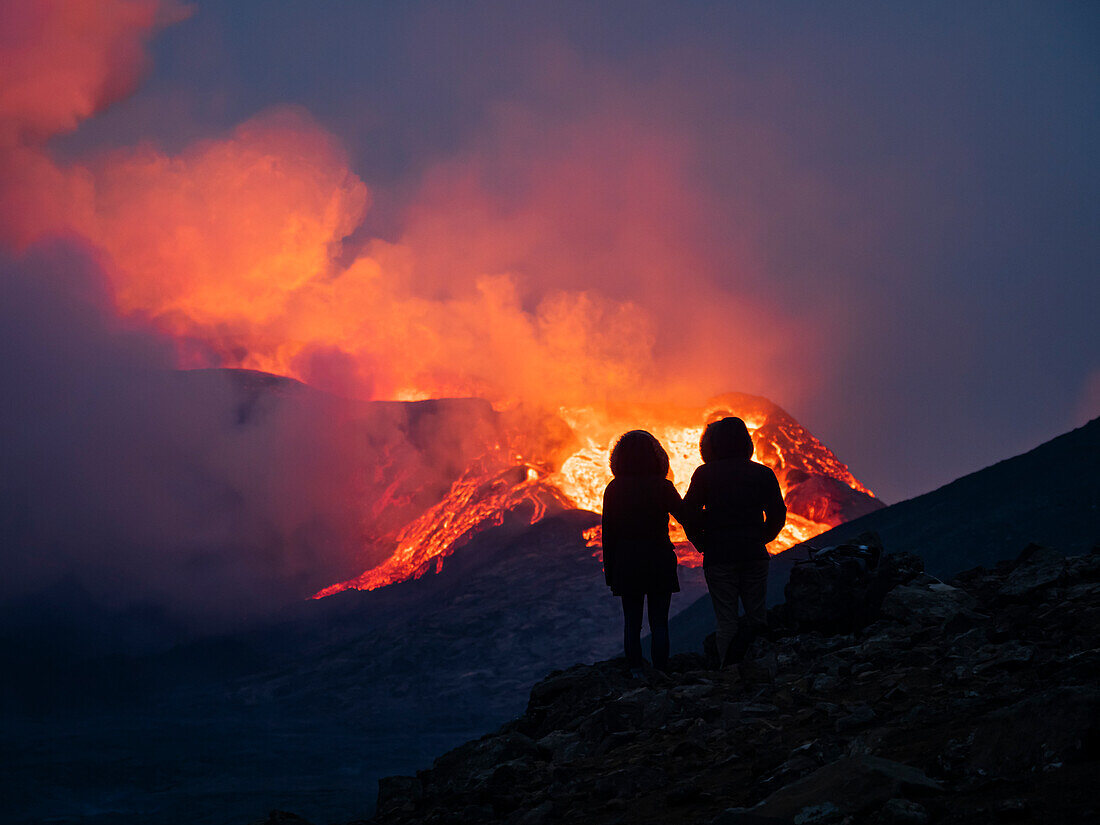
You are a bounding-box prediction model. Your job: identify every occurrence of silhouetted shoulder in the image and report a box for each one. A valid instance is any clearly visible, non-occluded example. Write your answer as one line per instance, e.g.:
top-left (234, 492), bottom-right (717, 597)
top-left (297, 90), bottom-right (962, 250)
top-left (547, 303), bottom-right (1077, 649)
top-left (689, 463), bottom-right (711, 483)
top-left (750, 461), bottom-right (780, 481)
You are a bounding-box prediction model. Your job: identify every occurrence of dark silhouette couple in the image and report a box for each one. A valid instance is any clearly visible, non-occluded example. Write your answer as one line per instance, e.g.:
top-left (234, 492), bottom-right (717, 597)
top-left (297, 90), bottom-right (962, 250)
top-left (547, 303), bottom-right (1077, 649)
top-left (601, 417), bottom-right (787, 677)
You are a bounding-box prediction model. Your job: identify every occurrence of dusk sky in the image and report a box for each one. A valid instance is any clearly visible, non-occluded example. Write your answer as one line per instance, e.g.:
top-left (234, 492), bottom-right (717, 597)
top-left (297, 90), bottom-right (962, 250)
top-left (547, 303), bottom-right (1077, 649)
top-left (4, 0), bottom-right (1098, 506)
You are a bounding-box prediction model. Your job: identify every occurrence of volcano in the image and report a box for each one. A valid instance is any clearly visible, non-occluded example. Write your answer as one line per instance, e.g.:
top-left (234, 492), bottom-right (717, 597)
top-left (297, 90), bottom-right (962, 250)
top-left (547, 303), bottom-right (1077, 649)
top-left (309, 379), bottom-right (884, 598)
top-left (0, 368), bottom-right (883, 825)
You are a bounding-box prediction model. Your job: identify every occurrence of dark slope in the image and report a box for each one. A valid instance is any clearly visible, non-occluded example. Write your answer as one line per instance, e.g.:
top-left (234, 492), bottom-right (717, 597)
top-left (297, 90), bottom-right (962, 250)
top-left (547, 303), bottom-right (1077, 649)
top-left (666, 417), bottom-right (1100, 654)
top-left (784, 416), bottom-right (1100, 573)
top-left (1, 509), bottom-right (708, 825)
top-left (372, 547), bottom-right (1100, 825)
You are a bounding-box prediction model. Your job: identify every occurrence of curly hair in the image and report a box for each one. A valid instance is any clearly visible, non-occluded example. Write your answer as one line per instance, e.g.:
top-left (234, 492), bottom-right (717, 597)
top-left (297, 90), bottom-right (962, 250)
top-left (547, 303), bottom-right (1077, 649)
top-left (609, 430), bottom-right (670, 478)
top-left (700, 416), bottom-right (754, 463)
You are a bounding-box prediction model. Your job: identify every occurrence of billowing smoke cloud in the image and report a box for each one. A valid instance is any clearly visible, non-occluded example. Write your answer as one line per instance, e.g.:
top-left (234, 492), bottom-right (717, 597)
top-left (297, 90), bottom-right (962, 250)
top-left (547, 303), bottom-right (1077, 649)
top-left (71, 107), bottom-right (662, 406)
top-left (0, 240), bottom-right (380, 629)
top-left (0, 0), bottom-right (189, 243)
top-left (0, 3), bottom-right (814, 413)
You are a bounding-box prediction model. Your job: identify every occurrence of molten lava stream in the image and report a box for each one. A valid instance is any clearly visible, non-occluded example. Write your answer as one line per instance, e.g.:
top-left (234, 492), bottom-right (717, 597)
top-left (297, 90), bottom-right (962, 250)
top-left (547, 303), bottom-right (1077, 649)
top-left (314, 395), bottom-right (876, 598)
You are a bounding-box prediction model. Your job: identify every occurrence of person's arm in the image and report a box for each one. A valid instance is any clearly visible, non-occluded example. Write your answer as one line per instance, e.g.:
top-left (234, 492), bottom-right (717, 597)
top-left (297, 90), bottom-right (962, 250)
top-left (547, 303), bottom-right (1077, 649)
top-left (601, 483), bottom-right (618, 586)
top-left (665, 479), bottom-right (686, 524)
top-left (680, 467), bottom-right (707, 552)
top-left (761, 470), bottom-right (787, 545)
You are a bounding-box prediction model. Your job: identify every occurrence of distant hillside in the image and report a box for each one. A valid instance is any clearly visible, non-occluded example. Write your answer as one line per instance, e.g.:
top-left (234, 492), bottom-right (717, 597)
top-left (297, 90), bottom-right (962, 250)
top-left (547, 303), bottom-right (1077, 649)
top-left (666, 417), bottom-right (1100, 654)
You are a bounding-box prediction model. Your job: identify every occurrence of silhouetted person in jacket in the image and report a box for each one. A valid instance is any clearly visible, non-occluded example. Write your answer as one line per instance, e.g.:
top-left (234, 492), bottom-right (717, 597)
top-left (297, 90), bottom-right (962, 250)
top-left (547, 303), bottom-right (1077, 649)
top-left (682, 417), bottom-right (786, 667)
top-left (601, 430), bottom-right (684, 677)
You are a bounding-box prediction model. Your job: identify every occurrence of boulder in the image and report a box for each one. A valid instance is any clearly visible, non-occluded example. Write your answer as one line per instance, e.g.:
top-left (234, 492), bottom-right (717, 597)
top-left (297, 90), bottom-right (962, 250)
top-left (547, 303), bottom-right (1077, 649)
top-left (431, 731), bottom-right (542, 779)
top-left (997, 544), bottom-right (1066, 599)
top-left (593, 765), bottom-right (666, 799)
top-left (879, 577), bottom-right (979, 625)
top-left (536, 730), bottom-right (585, 763)
top-left (969, 640), bottom-right (1035, 674)
top-left (877, 798), bottom-right (929, 825)
top-left (749, 755), bottom-right (942, 819)
top-left (970, 684), bottom-right (1100, 775)
top-left (783, 540), bottom-right (922, 634)
top-left (835, 703), bottom-right (876, 733)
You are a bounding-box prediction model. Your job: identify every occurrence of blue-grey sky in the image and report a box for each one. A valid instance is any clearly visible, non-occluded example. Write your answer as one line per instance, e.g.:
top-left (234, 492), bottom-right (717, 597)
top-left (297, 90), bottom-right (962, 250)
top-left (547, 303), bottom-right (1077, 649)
top-left (32, 1), bottom-right (1100, 501)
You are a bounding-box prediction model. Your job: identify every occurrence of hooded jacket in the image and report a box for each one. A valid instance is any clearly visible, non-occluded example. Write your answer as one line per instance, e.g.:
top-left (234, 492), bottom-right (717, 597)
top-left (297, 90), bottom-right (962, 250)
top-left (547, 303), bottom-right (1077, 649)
top-left (601, 431), bottom-right (683, 596)
top-left (681, 417), bottom-right (787, 564)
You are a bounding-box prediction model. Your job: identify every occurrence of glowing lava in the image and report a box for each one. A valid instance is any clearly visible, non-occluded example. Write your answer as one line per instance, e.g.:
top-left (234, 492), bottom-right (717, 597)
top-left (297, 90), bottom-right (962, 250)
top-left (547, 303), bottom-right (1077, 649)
top-left (314, 392), bottom-right (880, 598)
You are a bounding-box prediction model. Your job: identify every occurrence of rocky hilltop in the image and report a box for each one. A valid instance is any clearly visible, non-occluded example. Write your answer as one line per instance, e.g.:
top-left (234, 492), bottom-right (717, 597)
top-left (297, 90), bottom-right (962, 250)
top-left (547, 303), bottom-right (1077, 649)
top-left (349, 540), bottom-right (1100, 825)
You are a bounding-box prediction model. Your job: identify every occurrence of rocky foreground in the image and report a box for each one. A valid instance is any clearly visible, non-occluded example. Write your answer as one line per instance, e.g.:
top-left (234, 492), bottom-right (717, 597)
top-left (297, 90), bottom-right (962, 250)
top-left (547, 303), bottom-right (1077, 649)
top-left (325, 540), bottom-right (1100, 825)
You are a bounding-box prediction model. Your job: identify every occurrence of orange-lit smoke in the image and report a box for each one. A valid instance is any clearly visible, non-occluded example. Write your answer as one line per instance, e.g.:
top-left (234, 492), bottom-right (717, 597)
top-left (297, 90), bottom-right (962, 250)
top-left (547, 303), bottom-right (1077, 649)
top-left (0, 0), bottom-right (189, 243)
top-left (0, 4), bottom-right (877, 606)
top-left (0, 3), bottom-right (814, 412)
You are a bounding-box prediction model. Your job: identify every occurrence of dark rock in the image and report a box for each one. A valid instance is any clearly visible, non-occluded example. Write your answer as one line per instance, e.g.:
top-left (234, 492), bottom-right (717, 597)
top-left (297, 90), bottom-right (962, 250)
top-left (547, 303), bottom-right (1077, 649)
top-left (880, 577), bottom-right (978, 625)
top-left (991, 798), bottom-right (1030, 822)
top-left (594, 730), bottom-right (640, 756)
top-left (783, 539), bottom-right (914, 634)
top-left (536, 730), bottom-right (585, 763)
top-left (997, 544), bottom-right (1067, 599)
top-left (1053, 646), bottom-right (1100, 680)
top-left (791, 802), bottom-right (843, 823)
top-left (432, 731), bottom-right (542, 780)
top-left (969, 640), bottom-right (1035, 674)
top-left (376, 775), bottom-right (421, 814)
top-left (711, 810), bottom-right (792, 825)
top-left (876, 798), bottom-right (929, 824)
top-left (512, 801), bottom-right (554, 825)
top-left (970, 685), bottom-right (1100, 775)
top-left (739, 639), bottom-right (780, 683)
top-left (248, 813), bottom-right (314, 825)
top-left (749, 755), bottom-right (943, 819)
top-left (370, 547), bottom-right (1100, 825)
top-left (593, 765), bottom-right (666, 799)
top-left (665, 779), bottom-right (704, 805)
top-left (835, 703), bottom-right (876, 733)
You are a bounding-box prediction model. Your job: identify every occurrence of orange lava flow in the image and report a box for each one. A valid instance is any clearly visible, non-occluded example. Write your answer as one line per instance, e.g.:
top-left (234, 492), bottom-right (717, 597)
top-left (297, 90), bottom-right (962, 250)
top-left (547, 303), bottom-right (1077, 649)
top-left (314, 393), bottom-right (875, 597)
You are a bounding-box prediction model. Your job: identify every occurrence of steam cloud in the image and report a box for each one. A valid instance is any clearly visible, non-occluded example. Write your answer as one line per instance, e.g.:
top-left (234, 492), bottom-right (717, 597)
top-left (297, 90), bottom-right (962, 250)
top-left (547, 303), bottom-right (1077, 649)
top-left (1, 2), bottom-right (811, 412)
top-left (0, 241), bottom-right (380, 628)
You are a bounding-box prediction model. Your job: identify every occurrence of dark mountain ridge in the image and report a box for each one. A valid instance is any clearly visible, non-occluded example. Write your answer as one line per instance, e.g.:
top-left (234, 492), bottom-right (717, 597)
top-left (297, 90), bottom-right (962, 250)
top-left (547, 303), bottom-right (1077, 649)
top-left (664, 416), bottom-right (1100, 655)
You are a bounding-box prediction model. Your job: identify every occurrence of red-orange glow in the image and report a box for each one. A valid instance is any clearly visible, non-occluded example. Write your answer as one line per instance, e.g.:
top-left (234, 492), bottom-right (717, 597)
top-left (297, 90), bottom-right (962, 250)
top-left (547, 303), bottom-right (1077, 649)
top-left (85, 109), bottom-right (370, 326)
top-left (0, 0), bottom-right (186, 143)
top-left (0, 4), bottom-right (872, 603)
top-left (315, 393), bottom-right (877, 596)
top-left (0, 0), bottom-right (187, 246)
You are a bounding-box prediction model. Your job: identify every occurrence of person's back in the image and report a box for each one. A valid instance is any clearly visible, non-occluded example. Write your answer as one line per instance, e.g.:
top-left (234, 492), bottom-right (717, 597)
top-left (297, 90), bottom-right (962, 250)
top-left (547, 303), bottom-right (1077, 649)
top-left (685, 457), bottom-right (785, 563)
top-left (601, 430), bottom-right (683, 677)
top-left (682, 416), bottom-right (786, 666)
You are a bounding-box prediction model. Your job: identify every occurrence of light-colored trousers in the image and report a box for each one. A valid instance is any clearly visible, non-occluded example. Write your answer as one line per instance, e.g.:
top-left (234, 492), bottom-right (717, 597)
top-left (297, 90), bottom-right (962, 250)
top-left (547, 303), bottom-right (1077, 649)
top-left (705, 557), bottom-right (769, 666)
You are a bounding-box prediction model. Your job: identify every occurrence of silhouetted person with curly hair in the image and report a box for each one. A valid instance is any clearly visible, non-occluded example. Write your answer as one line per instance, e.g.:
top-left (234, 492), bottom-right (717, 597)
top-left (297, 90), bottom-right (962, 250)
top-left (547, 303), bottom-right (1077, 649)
top-left (601, 430), bottom-right (684, 677)
top-left (682, 417), bottom-right (786, 667)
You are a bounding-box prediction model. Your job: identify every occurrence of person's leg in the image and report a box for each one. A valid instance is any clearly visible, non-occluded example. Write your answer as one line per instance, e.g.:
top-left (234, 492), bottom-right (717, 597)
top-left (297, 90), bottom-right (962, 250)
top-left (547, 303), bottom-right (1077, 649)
top-left (704, 563), bottom-right (741, 668)
top-left (739, 557), bottom-right (770, 631)
top-left (646, 592), bottom-right (672, 671)
top-left (621, 594), bottom-right (645, 670)
top-left (723, 557), bottom-right (770, 663)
